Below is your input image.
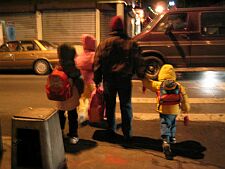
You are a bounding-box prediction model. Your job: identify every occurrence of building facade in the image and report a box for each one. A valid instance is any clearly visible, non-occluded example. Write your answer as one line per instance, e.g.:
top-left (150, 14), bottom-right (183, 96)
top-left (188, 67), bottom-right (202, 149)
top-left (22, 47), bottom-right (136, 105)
top-left (0, 0), bottom-right (138, 45)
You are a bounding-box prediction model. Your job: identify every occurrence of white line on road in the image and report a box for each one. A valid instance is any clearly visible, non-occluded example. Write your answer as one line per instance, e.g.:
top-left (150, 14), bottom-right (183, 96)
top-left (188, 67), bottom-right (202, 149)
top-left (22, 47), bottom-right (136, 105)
top-left (116, 97), bottom-right (225, 104)
top-left (115, 113), bottom-right (225, 123)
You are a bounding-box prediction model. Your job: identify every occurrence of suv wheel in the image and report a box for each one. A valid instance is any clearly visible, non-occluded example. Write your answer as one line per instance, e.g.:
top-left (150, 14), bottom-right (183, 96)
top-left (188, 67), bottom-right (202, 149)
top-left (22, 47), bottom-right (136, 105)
top-left (144, 56), bottom-right (163, 79)
top-left (33, 59), bottom-right (50, 75)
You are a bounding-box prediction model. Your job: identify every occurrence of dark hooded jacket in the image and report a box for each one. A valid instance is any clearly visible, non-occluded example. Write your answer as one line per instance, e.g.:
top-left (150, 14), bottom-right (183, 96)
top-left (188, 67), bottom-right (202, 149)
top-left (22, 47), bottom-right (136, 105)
top-left (94, 30), bottom-right (145, 84)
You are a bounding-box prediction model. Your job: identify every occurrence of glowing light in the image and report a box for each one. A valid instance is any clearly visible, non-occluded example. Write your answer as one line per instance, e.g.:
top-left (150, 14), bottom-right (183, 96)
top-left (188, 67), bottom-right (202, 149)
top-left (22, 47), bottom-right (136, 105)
top-left (154, 1), bottom-right (167, 14)
top-left (169, 1), bottom-right (175, 6)
top-left (155, 5), bottom-right (164, 14)
top-left (199, 71), bottom-right (220, 89)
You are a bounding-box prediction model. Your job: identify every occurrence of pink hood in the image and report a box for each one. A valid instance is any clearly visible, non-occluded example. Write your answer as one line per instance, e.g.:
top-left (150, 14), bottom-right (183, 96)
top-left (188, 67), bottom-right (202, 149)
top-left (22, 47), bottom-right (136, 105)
top-left (76, 34), bottom-right (96, 84)
top-left (82, 34), bottom-right (96, 51)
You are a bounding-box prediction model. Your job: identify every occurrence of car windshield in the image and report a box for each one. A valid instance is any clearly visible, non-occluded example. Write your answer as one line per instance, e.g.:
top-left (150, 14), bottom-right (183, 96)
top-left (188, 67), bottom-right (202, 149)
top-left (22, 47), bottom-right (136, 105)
top-left (141, 14), bottom-right (165, 33)
top-left (38, 40), bottom-right (57, 50)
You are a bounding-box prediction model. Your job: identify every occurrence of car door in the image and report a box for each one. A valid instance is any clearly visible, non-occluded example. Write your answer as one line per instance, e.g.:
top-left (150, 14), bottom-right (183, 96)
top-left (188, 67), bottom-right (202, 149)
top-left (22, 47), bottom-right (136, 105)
top-left (150, 12), bottom-right (191, 67)
top-left (0, 43), bottom-right (16, 68)
top-left (190, 11), bottom-right (225, 67)
top-left (13, 41), bottom-right (39, 69)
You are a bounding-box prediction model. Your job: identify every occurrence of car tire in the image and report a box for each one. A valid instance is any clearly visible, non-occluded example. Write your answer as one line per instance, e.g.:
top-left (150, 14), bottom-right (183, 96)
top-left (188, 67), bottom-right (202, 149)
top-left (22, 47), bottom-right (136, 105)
top-left (33, 59), bottom-right (50, 75)
top-left (144, 56), bottom-right (163, 79)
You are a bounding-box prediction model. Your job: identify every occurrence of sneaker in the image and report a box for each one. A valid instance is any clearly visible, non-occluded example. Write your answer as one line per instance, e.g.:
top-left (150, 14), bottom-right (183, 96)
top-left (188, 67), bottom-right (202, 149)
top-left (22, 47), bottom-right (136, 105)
top-left (170, 137), bottom-right (176, 144)
top-left (69, 137), bottom-right (79, 144)
top-left (162, 141), bottom-right (173, 160)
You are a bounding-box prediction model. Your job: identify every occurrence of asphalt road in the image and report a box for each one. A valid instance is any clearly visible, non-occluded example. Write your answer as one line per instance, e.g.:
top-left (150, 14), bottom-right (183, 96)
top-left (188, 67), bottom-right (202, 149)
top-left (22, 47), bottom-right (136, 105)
top-left (0, 71), bottom-right (225, 136)
top-left (0, 70), bottom-right (225, 169)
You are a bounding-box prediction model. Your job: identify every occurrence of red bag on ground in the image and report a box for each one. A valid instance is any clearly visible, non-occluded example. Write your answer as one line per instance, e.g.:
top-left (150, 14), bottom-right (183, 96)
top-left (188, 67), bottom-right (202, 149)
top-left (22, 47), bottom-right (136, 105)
top-left (88, 86), bottom-right (105, 123)
top-left (45, 69), bottom-right (72, 101)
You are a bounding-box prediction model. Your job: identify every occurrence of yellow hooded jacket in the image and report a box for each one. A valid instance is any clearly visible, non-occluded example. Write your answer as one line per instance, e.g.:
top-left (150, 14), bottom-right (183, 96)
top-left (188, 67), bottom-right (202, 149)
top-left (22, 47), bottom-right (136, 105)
top-left (143, 64), bottom-right (190, 115)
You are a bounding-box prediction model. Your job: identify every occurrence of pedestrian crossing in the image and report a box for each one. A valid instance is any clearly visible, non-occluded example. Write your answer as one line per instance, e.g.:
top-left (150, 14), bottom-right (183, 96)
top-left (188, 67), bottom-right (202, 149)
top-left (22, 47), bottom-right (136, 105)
top-left (114, 112), bottom-right (225, 122)
top-left (132, 80), bottom-right (225, 92)
top-left (116, 97), bottom-right (225, 104)
top-left (114, 96), bottom-right (225, 122)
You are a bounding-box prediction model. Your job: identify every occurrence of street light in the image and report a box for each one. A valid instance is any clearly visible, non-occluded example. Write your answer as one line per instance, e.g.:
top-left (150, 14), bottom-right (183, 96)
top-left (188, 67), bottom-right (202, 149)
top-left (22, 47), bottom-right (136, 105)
top-left (155, 4), bottom-right (165, 13)
top-left (154, 1), bottom-right (167, 14)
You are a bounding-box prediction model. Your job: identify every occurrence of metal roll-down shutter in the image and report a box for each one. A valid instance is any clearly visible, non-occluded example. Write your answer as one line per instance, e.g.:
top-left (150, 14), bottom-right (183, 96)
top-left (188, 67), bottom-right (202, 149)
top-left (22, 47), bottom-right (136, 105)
top-left (42, 9), bottom-right (96, 44)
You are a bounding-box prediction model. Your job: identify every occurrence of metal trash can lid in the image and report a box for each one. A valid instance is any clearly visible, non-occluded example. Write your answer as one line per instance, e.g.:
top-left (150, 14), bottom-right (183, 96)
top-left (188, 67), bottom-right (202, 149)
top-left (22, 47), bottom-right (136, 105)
top-left (13, 107), bottom-right (57, 121)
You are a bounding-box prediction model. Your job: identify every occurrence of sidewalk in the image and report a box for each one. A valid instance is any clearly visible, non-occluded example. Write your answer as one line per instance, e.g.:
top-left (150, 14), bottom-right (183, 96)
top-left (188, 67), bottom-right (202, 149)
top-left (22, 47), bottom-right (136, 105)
top-left (1, 120), bottom-right (225, 169)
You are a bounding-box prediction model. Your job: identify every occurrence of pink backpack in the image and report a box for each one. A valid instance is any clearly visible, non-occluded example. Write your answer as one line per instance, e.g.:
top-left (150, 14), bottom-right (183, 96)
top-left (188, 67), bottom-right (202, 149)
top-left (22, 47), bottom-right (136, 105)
top-left (45, 69), bottom-right (72, 101)
top-left (88, 86), bottom-right (105, 123)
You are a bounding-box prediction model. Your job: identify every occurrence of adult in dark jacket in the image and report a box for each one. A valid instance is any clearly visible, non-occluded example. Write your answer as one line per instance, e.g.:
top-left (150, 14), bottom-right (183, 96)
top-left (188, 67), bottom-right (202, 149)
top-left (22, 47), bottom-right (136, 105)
top-left (94, 16), bottom-right (145, 141)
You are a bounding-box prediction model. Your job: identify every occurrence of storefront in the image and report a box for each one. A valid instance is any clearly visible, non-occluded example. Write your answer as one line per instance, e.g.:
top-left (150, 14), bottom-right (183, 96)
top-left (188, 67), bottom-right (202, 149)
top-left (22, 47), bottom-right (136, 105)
top-left (0, 11), bottom-right (37, 41)
top-left (0, 1), bottom-right (138, 45)
top-left (41, 9), bottom-right (96, 44)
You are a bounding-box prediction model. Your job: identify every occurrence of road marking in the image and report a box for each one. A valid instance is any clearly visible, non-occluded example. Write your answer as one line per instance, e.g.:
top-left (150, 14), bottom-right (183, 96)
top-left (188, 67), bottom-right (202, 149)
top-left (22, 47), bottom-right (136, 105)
top-left (175, 67), bottom-right (225, 72)
top-left (116, 97), bottom-right (225, 104)
top-left (132, 80), bottom-right (225, 91)
top-left (115, 113), bottom-right (225, 123)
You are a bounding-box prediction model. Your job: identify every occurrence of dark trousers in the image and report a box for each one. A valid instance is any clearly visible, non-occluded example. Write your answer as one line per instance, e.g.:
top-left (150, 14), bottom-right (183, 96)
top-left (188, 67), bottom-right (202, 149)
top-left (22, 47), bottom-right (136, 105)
top-left (103, 77), bottom-right (133, 138)
top-left (58, 109), bottom-right (78, 137)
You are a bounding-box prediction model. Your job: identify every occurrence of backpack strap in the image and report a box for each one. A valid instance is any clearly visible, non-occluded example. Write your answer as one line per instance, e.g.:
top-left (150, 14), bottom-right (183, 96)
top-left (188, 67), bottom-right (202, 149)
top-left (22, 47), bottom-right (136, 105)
top-left (176, 82), bottom-right (183, 108)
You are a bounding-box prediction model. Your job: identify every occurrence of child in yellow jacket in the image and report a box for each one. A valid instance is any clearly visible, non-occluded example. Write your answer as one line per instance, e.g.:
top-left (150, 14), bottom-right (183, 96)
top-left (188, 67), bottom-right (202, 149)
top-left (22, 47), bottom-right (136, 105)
top-left (142, 64), bottom-right (190, 159)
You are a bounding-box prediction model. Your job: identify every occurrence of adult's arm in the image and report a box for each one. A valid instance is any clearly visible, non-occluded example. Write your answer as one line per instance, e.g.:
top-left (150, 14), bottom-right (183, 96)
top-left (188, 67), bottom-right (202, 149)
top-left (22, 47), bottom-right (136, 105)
top-left (132, 41), bottom-right (146, 79)
top-left (93, 44), bottom-right (103, 86)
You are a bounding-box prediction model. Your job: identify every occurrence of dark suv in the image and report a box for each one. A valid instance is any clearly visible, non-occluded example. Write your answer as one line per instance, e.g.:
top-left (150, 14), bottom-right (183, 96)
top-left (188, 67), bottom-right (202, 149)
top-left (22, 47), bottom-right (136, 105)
top-left (133, 7), bottom-right (225, 77)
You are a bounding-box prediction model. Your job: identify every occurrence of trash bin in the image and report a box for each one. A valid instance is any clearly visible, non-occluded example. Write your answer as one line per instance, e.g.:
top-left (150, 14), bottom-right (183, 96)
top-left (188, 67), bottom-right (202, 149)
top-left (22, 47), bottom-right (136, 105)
top-left (11, 107), bottom-right (67, 169)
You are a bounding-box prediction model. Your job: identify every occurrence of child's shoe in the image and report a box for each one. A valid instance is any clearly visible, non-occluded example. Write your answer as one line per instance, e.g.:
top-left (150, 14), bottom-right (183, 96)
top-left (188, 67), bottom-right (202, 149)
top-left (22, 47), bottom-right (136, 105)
top-left (162, 140), bottom-right (173, 160)
top-left (69, 137), bottom-right (79, 144)
top-left (170, 137), bottom-right (176, 144)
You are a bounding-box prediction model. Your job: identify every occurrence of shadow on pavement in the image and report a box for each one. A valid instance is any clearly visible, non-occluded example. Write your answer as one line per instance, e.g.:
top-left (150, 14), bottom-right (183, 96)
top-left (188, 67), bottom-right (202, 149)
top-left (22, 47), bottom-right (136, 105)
top-left (171, 140), bottom-right (206, 159)
top-left (92, 129), bottom-right (206, 159)
top-left (63, 138), bottom-right (97, 154)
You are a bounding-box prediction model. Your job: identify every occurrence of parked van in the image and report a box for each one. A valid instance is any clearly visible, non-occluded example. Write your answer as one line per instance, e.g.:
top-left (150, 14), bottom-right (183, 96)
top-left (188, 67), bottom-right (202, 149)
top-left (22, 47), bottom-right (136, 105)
top-left (133, 7), bottom-right (225, 77)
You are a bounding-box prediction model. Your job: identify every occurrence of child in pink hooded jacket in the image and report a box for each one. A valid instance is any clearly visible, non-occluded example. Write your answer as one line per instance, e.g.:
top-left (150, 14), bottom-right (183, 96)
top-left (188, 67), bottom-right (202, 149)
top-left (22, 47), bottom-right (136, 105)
top-left (76, 34), bottom-right (96, 123)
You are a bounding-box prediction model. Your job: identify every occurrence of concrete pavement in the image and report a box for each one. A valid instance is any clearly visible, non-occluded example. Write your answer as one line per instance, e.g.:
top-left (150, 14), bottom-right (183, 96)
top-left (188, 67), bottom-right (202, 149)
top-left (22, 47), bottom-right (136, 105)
top-left (1, 119), bottom-right (225, 169)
